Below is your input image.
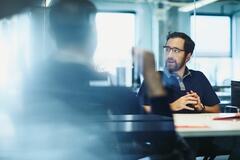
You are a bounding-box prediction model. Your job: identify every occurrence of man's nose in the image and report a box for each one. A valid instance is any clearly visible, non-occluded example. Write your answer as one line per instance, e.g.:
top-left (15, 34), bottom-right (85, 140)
top-left (167, 50), bottom-right (174, 57)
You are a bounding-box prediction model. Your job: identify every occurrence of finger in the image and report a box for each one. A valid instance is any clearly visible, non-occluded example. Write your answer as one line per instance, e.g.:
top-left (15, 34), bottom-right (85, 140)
top-left (186, 96), bottom-right (198, 101)
top-left (143, 105), bottom-right (152, 113)
top-left (190, 90), bottom-right (198, 94)
top-left (186, 100), bottom-right (198, 105)
top-left (184, 106), bottom-right (195, 111)
top-left (191, 91), bottom-right (200, 98)
top-left (189, 92), bottom-right (199, 98)
top-left (183, 93), bottom-right (195, 98)
top-left (197, 96), bottom-right (201, 101)
top-left (184, 94), bottom-right (198, 100)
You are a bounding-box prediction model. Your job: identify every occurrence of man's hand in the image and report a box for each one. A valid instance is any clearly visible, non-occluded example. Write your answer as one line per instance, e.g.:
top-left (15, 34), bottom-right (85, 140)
top-left (170, 93), bottom-right (198, 111)
top-left (143, 105), bottom-right (152, 113)
top-left (132, 47), bottom-right (166, 97)
top-left (188, 91), bottom-right (205, 112)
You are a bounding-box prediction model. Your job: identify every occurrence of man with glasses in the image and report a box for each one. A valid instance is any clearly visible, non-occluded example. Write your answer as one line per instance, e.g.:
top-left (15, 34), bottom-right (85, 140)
top-left (138, 32), bottom-right (223, 156)
top-left (138, 32), bottom-right (220, 113)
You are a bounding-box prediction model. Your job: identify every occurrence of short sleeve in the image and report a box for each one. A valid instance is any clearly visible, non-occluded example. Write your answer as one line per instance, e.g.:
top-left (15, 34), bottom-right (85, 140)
top-left (198, 72), bottom-right (220, 106)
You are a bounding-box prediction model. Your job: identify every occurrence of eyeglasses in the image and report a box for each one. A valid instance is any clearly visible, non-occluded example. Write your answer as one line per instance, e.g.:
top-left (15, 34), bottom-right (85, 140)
top-left (163, 46), bottom-right (185, 54)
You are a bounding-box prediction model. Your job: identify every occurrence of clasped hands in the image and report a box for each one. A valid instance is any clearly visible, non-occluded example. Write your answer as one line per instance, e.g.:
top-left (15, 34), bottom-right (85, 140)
top-left (170, 91), bottom-right (205, 112)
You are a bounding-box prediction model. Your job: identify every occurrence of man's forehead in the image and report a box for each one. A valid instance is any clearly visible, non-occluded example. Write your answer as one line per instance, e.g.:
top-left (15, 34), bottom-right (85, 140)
top-left (166, 37), bottom-right (185, 47)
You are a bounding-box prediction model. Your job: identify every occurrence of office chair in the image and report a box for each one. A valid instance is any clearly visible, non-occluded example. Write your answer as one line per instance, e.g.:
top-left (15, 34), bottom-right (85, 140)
top-left (223, 80), bottom-right (240, 113)
top-left (231, 80), bottom-right (240, 108)
top-left (201, 81), bottom-right (240, 160)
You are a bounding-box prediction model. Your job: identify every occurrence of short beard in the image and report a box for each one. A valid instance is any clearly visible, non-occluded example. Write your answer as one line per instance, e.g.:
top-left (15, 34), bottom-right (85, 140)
top-left (166, 57), bottom-right (186, 73)
top-left (167, 62), bottom-right (180, 73)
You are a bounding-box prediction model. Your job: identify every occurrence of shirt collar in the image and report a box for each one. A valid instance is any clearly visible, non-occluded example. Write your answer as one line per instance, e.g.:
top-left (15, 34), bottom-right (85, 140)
top-left (164, 67), bottom-right (191, 80)
top-left (183, 67), bottom-right (191, 79)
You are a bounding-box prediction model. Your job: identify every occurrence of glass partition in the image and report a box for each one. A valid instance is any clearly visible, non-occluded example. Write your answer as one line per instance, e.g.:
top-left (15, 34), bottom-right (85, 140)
top-left (1, 0), bottom-right (240, 159)
top-left (1, 0), bottom-right (240, 87)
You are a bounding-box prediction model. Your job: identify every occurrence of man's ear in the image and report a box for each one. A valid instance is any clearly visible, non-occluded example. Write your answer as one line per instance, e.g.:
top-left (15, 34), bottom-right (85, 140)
top-left (185, 53), bottom-right (192, 63)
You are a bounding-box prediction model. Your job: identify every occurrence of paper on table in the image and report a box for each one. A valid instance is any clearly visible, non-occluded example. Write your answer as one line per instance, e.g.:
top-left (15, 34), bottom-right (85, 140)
top-left (175, 125), bottom-right (209, 128)
top-left (213, 113), bottom-right (240, 120)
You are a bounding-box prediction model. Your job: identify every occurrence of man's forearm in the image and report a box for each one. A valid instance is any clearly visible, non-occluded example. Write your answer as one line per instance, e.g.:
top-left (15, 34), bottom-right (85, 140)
top-left (203, 104), bottom-right (221, 113)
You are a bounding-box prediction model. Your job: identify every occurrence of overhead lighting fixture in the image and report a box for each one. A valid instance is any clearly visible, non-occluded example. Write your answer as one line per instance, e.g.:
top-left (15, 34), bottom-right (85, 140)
top-left (42, 0), bottom-right (52, 7)
top-left (46, 0), bottom-right (52, 7)
top-left (178, 0), bottom-right (219, 12)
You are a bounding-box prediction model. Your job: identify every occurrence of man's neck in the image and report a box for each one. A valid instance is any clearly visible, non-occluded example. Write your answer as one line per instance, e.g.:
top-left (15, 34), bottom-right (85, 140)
top-left (174, 65), bottom-right (186, 78)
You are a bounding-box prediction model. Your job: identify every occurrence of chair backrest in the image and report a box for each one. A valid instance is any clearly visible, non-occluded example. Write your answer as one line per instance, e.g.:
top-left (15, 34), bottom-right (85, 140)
top-left (231, 80), bottom-right (240, 107)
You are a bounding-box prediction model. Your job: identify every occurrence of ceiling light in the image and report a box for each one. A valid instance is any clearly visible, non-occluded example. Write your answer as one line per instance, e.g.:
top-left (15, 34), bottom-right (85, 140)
top-left (178, 0), bottom-right (219, 12)
top-left (42, 0), bottom-right (52, 7)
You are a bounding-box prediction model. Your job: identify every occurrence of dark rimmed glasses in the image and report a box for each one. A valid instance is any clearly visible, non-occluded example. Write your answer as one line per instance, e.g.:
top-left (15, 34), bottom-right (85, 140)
top-left (163, 46), bottom-right (185, 54)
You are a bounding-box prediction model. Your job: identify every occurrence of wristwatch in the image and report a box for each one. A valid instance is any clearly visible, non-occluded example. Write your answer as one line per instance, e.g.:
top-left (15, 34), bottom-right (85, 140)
top-left (195, 103), bottom-right (205, 112)
top-left (200, 103), bottom-right (206, 112)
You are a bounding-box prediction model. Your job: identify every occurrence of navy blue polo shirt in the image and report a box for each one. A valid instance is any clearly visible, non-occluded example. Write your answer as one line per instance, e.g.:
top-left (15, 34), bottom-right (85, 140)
top-left (137, 68), bottom-right (220, 113)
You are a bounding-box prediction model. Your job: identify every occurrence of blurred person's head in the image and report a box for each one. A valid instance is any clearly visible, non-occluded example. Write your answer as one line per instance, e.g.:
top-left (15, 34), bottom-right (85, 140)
top-left (0, 0), bottom-right (33, 19)
top-left (164, 32), bottom-right (195, 73)
top-left (49, 0), bottom-right (97, 60)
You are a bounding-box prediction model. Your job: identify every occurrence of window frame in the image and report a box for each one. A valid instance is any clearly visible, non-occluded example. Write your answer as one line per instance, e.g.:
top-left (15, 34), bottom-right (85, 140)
top-left (94, 11), bottom-right (137, 87)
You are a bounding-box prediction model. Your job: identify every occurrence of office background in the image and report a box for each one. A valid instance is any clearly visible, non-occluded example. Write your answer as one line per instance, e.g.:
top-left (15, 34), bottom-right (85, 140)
top-left (0, 0), bottom-right (240, 89)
